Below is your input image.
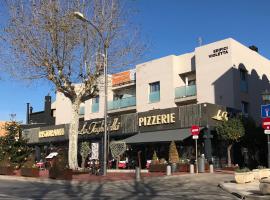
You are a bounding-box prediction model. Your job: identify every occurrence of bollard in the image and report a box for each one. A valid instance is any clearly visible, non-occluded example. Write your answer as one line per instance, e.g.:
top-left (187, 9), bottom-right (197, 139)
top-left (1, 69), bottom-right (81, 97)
top-left (190, 164), bottom-right (194, 174)
top-left (166, 165), bottom-right (172, 176)
top-left (209, 164), bottom-right (214, 173)
top-left (135, 167), bottom-right (141, 181)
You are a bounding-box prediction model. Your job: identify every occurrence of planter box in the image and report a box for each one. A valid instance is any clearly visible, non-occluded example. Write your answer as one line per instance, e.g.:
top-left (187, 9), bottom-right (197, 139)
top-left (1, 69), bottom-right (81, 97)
top-left (178, 164), bottom-right (189, 172)
top-left (149, 163), bottom-right (189, 172)
top-left (149, 164), bottom-right (167, 172)
top-left (0, 166), bottom-right (14, 175)
top-left (49, 168), bottom-right (73, 180)
top-left (252, 169), bottom-right (261, 180)
top-left (259, 169), bottom-right (270, 179)
top-left (21, 168), bottom-right (39, 177)
top-left (259, 177), bottom-right (270, 195)
top-left (235, 172), bottom-right (254, 184)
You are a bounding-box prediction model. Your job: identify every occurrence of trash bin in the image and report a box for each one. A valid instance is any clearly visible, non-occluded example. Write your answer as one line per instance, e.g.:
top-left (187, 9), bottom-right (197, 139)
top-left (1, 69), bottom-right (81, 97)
top-left (198, 154), bottom-right (205, 173)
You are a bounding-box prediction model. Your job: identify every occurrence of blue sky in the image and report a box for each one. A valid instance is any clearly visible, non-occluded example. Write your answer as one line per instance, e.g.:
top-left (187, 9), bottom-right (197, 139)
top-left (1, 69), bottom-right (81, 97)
top-left (0, 0), bottom-right (270, 122)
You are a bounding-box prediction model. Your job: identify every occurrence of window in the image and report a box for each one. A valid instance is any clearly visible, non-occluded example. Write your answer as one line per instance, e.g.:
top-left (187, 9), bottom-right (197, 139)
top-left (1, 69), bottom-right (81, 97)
top-left (241, 101), bottom-right (249, 116)
top-left (240, 69), bottom-right (248, 93)
top-left (188, 80), bottom-right (196, 86)
top-left (149, 81), bottom-right (160, 103)
top-left (92, 96), bottom-right (99, 113)
top-left (240, 69), bottom-right (247, 81)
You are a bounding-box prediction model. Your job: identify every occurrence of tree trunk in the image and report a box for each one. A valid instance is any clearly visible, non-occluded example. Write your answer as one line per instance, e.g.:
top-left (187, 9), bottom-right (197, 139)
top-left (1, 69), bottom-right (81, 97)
top-left (81, 156), bottom-right (86, 170)
top-left (227, 144), bottom-right (233, 167)
top-left (68, 100), bottom-right (80, 170)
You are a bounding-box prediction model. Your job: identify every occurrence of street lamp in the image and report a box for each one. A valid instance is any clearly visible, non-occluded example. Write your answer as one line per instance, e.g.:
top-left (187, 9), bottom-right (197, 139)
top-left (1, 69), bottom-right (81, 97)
top-left (74, 11), bottom-right (108, 176)
top-left (261, 89), bottom-right (270, 168)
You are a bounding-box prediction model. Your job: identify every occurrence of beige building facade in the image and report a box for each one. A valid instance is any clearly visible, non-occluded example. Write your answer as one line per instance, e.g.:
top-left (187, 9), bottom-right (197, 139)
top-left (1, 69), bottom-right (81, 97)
top-left (54, 38), bottom-right (270, 125)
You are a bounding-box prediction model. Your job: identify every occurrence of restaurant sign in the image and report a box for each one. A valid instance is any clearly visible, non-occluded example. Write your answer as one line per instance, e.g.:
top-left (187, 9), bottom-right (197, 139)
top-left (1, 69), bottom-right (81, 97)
top-left (39, 128), bottom-right (64, 138)
top-left (79, 117), bottom-right (121, 135)
top-left (138, 108), bottom-right (179, 132)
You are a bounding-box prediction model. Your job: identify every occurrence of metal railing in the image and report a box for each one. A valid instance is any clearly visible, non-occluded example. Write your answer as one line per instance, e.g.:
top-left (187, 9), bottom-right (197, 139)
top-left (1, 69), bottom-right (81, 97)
top-left (92, 103), bottom-right (99, 113)
top-left (108, 96), bottom-right (136, 110)
top-left (149, 91), bottom-right (160, 103)
top-left (175, 85), bottom-right (197, 99)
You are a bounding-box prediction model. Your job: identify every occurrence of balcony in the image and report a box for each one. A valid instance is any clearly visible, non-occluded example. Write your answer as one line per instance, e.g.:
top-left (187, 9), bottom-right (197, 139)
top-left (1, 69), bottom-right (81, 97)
top-left (175, 85), bottom-right (197, 104)
top-left (108, 96), bottom-right (136, 113)
top-left (92, 103), bottom-right (99, 113)
top-left (149, 91), bottom-right (160, 103)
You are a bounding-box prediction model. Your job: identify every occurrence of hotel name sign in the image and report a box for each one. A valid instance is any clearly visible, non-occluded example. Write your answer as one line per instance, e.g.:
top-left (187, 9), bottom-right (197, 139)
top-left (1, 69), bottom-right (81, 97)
top-left (138, 113), bottom-right (176, 127)
top-left (209, 46), bottom-right (229, 58)
top-left (79, 118), bottom-right (121, 135)
top-left (39, 128), bottom-right (65, 138)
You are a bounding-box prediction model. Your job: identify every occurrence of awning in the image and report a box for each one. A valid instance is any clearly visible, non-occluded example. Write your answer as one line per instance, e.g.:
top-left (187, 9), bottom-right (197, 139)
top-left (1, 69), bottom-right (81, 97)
top-left (123, 129), bottom-right (191, 144)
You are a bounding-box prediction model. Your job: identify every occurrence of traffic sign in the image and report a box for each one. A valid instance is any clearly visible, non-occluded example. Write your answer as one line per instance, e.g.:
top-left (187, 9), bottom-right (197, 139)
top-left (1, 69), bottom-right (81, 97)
top-left (264, 130), bottom-right (270, 134)
top-left (261, 104), bottom-right (270, 118)
top-left (192, 135), bottom-right (199, 139)
top-left (262, 118), bottom-right (270, 130)
top-left (190, 125), bottom-right (200, 136)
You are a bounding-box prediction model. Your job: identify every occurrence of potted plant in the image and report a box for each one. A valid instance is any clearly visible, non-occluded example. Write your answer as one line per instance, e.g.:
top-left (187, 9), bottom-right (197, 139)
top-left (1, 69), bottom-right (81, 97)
top-left (169, 141), bottom-right (180, 173)
top-left (234, 168), bottom-right (254, 184)
top-left (21, 154), bottom-right (39, 177)
top-left (0, 155), bottom-right (14, 175)
top-left (49, 149), bottom-right (72, 180)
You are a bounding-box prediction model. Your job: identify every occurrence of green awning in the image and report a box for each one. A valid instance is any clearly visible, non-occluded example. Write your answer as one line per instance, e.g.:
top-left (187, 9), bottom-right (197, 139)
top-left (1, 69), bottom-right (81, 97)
top-left (123, 128), bottom-right (191, 144)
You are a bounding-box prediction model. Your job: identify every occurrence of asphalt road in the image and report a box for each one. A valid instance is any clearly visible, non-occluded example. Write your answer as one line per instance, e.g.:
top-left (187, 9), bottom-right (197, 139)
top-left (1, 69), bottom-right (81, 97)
top-left (0, 174), bottom-right (238, 200)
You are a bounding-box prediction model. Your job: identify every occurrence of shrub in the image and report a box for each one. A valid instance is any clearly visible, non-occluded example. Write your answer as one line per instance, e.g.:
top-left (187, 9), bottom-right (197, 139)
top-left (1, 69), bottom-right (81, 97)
top-left (22, 154), bottom-right (37, 168)
top-left (169, 141), bottom-right (180, 163)
top-left (235, 167), bottom-right (250, 173)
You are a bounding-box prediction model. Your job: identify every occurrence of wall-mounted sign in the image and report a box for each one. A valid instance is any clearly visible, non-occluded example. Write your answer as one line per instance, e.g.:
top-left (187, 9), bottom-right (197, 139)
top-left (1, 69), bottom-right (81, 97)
top-left (138, 113), bottom-right (176, 127)
top-left (112, 69), bottom-right (135, 86)
top-left (39, 128), bottom-right (64, 138)
top-left (261, 104), bottom-right (270, 118)
top-left (138, 108), bottom-right (180, 132)
top-left (79, 117), bottom-right (121, 135)
top-left (212, 109), bottom-right (228, 121)
top-left (209, 46), bottom-right (228, 58)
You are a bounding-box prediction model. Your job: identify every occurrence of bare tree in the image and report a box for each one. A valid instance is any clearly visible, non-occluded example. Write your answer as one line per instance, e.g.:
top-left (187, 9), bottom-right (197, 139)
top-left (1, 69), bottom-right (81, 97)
top-left (2, 0), bottom-right (145, 169)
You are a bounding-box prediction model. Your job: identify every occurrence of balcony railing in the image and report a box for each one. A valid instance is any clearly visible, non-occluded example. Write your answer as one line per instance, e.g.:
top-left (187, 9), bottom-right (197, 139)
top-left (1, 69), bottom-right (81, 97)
top-left (149, 91), bottom-right (160, 103)
top-left (175, 85), bottom-right (197, 99)
top-left (92, 103), bottom-right (99, 113)
top-left (108, 96), bottom-right (136, 110)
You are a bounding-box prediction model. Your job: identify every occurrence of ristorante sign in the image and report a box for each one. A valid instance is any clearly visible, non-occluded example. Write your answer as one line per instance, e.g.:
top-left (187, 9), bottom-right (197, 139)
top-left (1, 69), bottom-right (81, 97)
top-left (79, 117), bottom-right (121, 135)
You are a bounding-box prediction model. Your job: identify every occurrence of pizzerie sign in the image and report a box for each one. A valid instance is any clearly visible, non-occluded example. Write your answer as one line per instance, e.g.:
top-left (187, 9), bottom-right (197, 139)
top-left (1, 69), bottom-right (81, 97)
top-left (138, 113), bottom-right (176, 126)
top-left (79, 118), bottom-right (120, 135)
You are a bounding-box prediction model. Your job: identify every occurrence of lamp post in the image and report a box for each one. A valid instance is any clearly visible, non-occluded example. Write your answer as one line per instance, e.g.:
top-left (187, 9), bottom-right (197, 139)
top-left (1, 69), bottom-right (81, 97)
top-left (261, 89), bottom-right (270, 168)
top-left (74, 12), bottom-right (108, 176)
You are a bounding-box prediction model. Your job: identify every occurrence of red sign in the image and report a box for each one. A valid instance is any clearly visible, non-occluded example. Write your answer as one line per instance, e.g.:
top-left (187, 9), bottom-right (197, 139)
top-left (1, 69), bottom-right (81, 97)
top-left (190, 125), bottom-right (200, 136)
top-left (262, 118), bottom-right (270, 130)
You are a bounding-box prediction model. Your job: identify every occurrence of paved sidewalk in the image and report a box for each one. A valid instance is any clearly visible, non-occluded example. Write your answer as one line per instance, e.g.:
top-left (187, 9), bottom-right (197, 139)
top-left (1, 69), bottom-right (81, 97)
top-left (219, 180), bottom-right (270, 200)
top-left (0, 171), bottom-right (188, 186)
